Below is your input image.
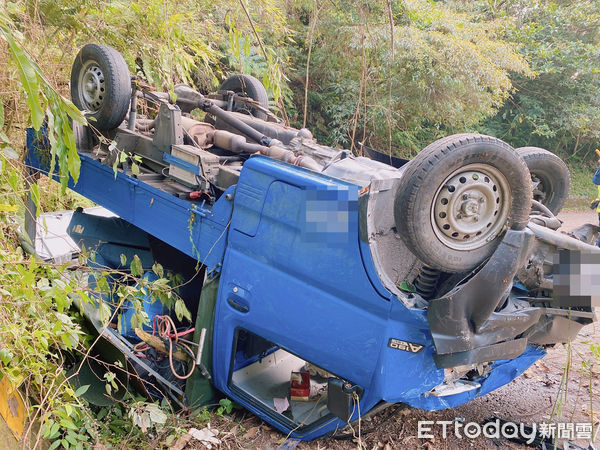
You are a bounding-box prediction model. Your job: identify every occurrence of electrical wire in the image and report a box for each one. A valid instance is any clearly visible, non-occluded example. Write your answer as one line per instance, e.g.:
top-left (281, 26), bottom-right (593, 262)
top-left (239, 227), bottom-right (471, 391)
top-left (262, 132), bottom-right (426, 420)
top-left (132, 315), bottom-right (196, 380)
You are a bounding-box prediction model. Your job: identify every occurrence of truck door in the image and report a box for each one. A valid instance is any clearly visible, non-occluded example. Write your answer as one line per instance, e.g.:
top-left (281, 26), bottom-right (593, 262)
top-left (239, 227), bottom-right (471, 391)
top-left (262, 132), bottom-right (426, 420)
top-left (211, 156), bottom-right (390, 437)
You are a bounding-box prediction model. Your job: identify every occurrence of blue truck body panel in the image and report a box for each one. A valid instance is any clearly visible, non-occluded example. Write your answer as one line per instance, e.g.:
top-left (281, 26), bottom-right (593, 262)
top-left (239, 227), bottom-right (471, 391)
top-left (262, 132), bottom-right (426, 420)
top-left (26, 128), bottom-right (545, 440)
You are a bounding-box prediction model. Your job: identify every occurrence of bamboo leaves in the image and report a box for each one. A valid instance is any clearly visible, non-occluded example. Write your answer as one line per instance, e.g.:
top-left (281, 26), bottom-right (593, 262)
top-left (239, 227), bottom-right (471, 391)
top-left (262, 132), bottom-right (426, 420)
top-left (0, 22), bottom-right (44, 130)
top-left (0, 13), bottom-right (85, 192)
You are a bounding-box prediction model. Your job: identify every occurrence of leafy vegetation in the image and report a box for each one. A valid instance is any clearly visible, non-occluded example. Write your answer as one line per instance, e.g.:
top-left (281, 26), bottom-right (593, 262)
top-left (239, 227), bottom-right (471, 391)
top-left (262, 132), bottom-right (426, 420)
top-left (481, 1), bottom-right (600, 157)
top-left (287, 0), bottom-right (531, 153)
top-left (0, 0), bottom-right (599, 448)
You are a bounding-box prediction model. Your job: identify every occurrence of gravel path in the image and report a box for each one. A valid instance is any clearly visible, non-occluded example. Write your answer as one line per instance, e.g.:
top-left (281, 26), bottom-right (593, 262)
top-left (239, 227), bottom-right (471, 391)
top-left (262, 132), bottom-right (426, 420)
top-left (558, 209), bottom-right (599, 233)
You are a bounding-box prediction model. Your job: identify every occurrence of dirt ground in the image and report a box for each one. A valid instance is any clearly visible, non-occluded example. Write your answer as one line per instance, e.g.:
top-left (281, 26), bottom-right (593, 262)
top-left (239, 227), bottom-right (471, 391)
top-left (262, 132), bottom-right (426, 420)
top-left (205, 209), bottom-right (600, 450)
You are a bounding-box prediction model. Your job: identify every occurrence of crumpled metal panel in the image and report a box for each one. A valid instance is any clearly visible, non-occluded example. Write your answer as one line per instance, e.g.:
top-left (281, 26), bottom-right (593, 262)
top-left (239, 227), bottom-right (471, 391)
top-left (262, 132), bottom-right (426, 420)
top-left (403, 346), bottom-right (545, 410)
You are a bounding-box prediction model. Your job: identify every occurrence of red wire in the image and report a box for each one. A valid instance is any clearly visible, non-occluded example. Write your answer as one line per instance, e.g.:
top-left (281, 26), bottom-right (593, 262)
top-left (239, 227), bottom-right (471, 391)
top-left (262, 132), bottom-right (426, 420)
top-left (151, 315), bottom-right (194, 338)
top-left (136, 315), bottom-right (196, 379)
top-left (169, 328), bottom-right (195, 339)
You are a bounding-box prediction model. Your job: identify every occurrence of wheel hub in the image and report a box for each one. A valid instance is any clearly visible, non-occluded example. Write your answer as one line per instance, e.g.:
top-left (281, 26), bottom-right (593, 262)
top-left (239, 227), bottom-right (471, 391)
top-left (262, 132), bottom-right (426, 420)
top-left (460, 196), bottom-right (481, 218)
top-left (531, 175), bottom-right (547, 202)
top-left (432, 164), bottom-right (511, 251)
top-left (79, 62), bottom-right (105, 112)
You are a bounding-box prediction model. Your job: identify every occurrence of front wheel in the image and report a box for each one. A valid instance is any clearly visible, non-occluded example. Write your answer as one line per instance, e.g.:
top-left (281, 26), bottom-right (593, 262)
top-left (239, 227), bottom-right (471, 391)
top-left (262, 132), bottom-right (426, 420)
top-left (394, 134), bottom-right (532, 272)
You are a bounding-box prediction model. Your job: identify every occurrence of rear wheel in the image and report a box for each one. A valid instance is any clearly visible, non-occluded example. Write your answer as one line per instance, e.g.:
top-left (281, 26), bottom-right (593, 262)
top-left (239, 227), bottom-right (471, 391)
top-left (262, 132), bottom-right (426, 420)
top-left (71, 44), bottom-right (131, 131)
top-left (219, 74), bottom-right (269, 120)
top-left (394, 134), bottom-right (532, 272)
top-left (515, 146), bottom-right (570, 215)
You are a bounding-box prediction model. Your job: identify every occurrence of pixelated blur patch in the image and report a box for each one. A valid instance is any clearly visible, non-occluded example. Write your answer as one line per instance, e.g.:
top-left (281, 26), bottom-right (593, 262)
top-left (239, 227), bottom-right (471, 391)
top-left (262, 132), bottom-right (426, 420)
top-left (301, 186), bottom-right (358, 244)
top-left (552, 249), bottom-right (600, 307)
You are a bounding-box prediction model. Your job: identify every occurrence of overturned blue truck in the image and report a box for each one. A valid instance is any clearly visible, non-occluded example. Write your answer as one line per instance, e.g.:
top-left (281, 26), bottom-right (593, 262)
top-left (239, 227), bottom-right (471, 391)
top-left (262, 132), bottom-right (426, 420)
top-left (26, 44), bottom-right (597, 440)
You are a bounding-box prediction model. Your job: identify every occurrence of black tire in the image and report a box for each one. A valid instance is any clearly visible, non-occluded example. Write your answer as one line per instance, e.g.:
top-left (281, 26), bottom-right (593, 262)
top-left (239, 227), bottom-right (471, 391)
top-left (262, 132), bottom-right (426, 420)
top-left (70, 44), bottom-right (131, 131)
top-left (219, 74), bottom-right (269, 120)
top-left (394, 133), bottom-right (532, 272)
top-left (516, 146), bottom-right (570, 215)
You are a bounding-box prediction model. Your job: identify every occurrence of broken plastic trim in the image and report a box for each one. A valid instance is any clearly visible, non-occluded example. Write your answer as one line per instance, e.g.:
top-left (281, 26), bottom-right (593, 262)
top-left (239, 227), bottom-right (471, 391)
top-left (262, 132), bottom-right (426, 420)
top-left (428, 229), bottom-right (541, 368)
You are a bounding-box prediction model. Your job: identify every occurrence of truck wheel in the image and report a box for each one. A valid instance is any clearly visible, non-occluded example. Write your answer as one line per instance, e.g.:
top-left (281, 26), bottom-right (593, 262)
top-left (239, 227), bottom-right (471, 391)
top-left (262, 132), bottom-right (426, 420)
top-left (71, 44), bottom-right (131, 131)
top-left (394, 134), bottom-right (532, 273)
top-left (516, 146), bottom-right (570, 215)
top-left (219, 74), bottom-right (269, 120)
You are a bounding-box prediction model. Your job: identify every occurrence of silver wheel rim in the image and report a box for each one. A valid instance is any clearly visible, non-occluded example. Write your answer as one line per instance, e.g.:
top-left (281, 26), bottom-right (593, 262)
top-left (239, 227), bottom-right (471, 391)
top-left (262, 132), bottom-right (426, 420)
top-left (78, 60), bottom-right (105, 112)
top-left (431, 163), bottom-right (511, 251)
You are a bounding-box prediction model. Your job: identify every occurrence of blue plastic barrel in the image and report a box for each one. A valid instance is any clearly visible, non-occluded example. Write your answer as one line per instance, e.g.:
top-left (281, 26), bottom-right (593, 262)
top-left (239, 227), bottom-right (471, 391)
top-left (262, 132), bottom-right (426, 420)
top-left (119, 272), bottom-right (164, 339)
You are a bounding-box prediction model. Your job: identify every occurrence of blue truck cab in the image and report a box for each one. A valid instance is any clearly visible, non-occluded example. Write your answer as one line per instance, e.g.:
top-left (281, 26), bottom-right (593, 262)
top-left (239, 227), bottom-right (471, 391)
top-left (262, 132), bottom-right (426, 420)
top-left (25, 44), bottom-right (597, 440)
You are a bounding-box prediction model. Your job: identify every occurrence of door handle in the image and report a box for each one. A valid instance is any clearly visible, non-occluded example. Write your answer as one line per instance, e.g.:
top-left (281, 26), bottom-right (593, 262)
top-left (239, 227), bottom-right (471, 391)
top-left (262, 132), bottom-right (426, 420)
top-left (227, 297), bottom-right (249, 313)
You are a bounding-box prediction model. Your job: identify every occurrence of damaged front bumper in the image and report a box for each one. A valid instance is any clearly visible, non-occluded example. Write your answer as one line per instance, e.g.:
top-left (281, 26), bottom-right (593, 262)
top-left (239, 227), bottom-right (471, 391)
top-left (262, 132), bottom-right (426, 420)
top-left (428, 225), bottom-right (596, 369)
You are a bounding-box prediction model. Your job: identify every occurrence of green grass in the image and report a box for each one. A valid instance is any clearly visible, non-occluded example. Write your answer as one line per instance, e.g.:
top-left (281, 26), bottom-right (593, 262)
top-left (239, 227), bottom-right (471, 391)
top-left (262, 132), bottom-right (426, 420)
top-left (38, 178), bottom-right (95, 212)
top-left (564, 164), bottom-right (597, 210)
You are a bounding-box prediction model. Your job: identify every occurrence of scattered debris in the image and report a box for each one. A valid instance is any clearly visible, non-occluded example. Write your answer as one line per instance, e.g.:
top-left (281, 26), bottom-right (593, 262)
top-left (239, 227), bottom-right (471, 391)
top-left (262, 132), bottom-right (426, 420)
top-left (189, 424), bottom-right (221, 448)
top-left (242, 425), bottom-right (261, 439)
top-left (277, 438), bottom-right (300, 449)
top-left (128, 402), bottom-right (167, 433)
top-left (170, 433), bottom-right (193, 450)
top-left (303, 362), bottom-right (334, 379)
top-left (273, 397), bottom-right (290, 413)
top-left (290, 371), bottom-right (310, 401)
